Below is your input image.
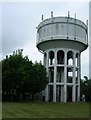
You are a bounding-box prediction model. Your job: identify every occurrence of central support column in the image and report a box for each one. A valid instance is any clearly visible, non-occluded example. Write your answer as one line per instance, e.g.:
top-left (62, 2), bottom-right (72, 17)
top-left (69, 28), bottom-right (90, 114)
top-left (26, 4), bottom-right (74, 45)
top-left (64, 51), bottom-right (67, 102)
top-left (53, 51), bottom-right (57, 102)
top-left (72, 53), bottom-right (76, 102)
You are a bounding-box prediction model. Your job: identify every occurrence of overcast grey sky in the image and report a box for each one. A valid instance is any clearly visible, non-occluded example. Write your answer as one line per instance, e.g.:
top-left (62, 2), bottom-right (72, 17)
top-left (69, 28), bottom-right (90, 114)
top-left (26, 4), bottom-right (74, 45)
top-left (1, 1), bottom-right (90, 78)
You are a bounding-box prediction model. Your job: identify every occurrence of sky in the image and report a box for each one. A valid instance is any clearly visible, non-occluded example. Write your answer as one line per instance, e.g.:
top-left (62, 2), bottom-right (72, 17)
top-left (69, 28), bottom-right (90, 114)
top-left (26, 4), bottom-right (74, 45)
top-left (1, 1), bottom-right (90, 78)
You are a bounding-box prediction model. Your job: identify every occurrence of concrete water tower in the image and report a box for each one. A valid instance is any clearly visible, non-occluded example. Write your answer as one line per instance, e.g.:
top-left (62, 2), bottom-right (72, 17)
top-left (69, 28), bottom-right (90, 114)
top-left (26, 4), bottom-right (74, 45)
top-left (36, 12), bottom-right (88, 102)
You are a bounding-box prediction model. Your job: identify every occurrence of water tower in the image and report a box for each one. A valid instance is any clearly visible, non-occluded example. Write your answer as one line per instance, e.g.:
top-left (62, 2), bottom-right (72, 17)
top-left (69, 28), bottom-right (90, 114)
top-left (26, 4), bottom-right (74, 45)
top-left (36, 12), bottom-right (88, 102)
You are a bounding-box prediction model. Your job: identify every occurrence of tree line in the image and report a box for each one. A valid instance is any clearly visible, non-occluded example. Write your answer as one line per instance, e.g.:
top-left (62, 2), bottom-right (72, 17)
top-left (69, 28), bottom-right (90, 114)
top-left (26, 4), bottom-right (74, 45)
top-left (2, 49), bottom-right (48, 102)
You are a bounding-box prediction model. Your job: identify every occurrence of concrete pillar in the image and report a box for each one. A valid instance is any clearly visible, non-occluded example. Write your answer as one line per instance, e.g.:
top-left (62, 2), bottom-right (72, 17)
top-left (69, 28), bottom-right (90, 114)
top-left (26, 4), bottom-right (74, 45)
top-left (77, 53), bottom-right (81, 101)
top-left (72, 52), bottom-right (76, 102)
top-left (64, 51), bottom-right (67, 102)
top-left (53, 51), bottom-right (57, 102)
top-left (45, 51), bottom-right (49, 101)
top-left (53, 84), bottom-right (56, 102)
top-left (43, 52), bottom-right (47, 66)
top-left (45, 85), bottom-right (48, 101)
top-left (61, 86), bottom-right (64, 102)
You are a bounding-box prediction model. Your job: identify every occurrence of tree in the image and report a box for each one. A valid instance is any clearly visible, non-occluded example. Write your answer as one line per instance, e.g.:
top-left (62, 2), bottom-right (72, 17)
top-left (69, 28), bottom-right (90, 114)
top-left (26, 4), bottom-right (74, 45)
top-left (2, 49), bottom-right (30, 101)
top-left (2, 49), bottom-right (48, 102)
top-left (23, 61), bottom-right (48, 102)
top-left (80, 76), bottom-right (91, 102)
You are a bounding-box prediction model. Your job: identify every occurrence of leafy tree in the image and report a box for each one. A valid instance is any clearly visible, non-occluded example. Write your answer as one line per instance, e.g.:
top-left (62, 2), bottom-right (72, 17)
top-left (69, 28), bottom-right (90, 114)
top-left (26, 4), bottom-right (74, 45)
top-left (80, 76), bottom-right (91, 102)
top-left (2, 49), bottom-right (29, 101)
top-left (2, 49), bottom-right (48, 102)
top-left (22, 61), bottom-right (48, 102)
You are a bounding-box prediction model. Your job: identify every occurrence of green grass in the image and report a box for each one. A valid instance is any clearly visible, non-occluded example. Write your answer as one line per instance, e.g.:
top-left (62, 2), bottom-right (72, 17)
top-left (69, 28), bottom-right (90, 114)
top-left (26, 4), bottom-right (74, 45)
top-left (0, 103), bottom-right (2, 119)
top-left (2, 101), bottom-right (89, 118)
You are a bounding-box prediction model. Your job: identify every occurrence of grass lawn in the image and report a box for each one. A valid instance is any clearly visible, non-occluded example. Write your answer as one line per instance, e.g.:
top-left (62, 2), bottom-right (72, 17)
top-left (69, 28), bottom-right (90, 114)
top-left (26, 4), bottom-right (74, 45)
top-left (2, 101), bottom-right (89, 118)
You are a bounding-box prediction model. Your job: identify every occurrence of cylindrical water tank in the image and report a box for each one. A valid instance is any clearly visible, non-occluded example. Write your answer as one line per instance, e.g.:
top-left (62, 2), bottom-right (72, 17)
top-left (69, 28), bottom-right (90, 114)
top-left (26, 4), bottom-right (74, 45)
top-left (36, 17), bottom-right (88, 52)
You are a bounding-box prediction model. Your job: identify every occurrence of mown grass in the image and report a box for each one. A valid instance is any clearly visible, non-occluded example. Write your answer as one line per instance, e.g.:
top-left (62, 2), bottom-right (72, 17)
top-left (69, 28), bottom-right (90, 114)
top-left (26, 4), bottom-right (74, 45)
top-left (2, 101), bottom-right (89, 118)
top-left (0, 102), bottom-right (2, 119)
